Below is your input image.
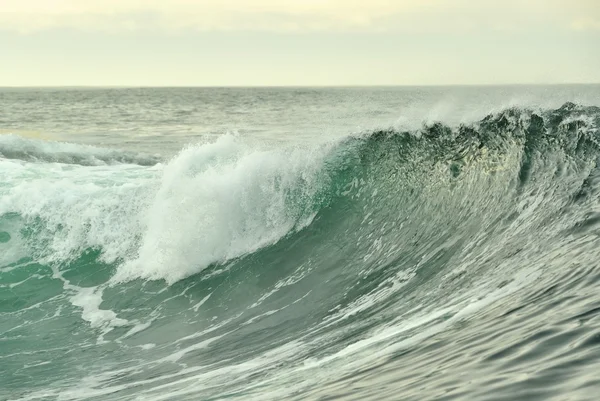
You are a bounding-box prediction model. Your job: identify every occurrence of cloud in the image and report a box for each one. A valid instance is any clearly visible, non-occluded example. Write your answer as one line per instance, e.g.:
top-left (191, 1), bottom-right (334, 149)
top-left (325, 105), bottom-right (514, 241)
top-left (0, 0), bottom-right (598, 33)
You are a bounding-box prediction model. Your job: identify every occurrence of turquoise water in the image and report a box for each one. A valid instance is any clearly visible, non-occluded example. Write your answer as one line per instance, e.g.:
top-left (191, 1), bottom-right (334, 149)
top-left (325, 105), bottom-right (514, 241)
top-left (2, 87), bottom-right (600, 400)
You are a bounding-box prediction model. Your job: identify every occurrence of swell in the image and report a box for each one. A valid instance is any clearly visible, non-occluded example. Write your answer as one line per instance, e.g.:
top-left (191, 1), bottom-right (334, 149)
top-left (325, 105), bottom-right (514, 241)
top-left (1, 103), bottom-right (599, 286)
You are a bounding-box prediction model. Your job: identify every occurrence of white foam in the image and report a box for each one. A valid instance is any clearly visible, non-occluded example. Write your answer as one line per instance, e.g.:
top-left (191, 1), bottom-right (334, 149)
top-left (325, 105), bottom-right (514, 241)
top-left (0, 134), bottom-right (332, 284)
top-left (113, 134), bottom-right (330, 283)
top-left (68, 286), bottom-right (128, 337)
top-left (0, 157), bottom-right (153, 265)
top-left (191, 293), bottom-right (212, 313)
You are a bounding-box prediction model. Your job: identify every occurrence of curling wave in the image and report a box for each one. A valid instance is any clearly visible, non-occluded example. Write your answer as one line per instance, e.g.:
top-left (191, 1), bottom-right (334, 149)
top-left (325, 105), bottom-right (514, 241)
top-left (3, 103), bottom-right (600, 401)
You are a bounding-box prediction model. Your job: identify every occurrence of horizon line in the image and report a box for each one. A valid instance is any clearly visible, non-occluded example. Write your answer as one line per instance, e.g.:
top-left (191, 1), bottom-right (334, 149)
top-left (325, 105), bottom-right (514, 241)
top-left (1, 83), bottom-right (599, 90)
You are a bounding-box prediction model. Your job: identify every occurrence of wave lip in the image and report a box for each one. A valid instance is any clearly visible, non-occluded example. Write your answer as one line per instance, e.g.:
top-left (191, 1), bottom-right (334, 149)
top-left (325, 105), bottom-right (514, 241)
top-left (0, 134), bottom-right (162, 166)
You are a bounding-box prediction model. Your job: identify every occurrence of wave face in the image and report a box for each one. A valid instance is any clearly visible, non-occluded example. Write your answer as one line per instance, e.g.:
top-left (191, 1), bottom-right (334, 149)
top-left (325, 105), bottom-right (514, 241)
top-left (3, 103), bottom-right (600, 400)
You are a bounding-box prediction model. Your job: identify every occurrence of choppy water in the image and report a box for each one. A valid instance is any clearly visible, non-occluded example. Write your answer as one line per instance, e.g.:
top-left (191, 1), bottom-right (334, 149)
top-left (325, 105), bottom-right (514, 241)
top-left (2, 86), bottom-right (600, 401)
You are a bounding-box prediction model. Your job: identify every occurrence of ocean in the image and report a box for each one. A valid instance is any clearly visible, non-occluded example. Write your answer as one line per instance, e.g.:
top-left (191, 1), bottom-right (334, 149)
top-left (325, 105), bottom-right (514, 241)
top-left (2, 86), bottom-right (600, 400)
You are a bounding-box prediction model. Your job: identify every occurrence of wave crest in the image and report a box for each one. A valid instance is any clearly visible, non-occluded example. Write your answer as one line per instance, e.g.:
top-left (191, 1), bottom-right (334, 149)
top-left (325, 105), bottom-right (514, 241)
top-left (1, 103), bottom-right (599, 284)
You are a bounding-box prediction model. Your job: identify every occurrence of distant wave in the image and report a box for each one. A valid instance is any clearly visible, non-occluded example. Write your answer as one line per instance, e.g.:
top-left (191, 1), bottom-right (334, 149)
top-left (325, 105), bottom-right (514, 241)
top-left (0, 134), bottom-right (162, 166)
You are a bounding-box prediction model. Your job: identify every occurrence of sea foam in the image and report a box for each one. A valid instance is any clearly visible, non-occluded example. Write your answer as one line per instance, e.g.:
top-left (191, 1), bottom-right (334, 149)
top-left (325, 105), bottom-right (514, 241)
top-left (0, 134), bottom-right (331, 283)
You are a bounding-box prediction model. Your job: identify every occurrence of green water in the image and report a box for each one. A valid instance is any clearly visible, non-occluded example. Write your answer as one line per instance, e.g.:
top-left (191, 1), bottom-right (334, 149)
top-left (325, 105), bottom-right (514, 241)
top-left (2, 87), bottom-right (600, 400)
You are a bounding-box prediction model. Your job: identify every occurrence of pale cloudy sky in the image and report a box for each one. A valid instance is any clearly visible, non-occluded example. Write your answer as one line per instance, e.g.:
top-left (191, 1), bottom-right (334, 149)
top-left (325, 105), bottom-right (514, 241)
top-left (0, 0), bottom-right (598, 86)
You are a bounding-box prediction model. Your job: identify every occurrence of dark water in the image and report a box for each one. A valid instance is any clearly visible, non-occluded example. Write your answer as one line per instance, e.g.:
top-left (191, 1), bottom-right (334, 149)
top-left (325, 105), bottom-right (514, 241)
top-left (1, 87), bottom-right (600, 400)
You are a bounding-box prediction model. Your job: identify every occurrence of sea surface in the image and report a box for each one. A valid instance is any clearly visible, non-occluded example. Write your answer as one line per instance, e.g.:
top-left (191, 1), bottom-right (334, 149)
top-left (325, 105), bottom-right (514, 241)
top-left (2, 86), bottom-right (600, 400)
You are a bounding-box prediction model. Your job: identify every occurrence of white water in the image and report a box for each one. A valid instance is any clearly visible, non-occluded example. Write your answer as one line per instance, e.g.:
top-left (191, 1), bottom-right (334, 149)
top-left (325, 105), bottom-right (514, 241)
top-left (0, 134), bottom-right (332, 283)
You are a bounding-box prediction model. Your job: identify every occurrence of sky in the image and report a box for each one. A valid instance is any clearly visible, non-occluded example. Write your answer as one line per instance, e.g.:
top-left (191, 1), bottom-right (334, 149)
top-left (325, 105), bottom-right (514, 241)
top-left (0, 0), bottom-right (599, 86)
